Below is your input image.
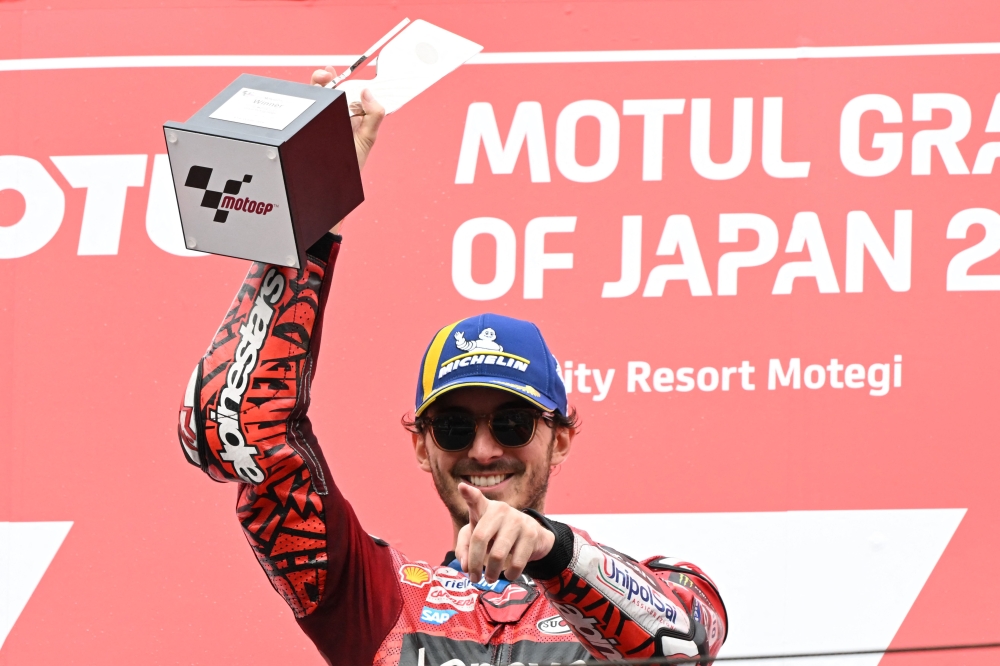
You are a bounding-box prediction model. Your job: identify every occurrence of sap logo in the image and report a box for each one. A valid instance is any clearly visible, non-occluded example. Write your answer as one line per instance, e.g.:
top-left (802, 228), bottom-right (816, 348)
top-left (420, 607), bottom-right (457, 625)
top-left (536, 615), bottom-right (572, 636)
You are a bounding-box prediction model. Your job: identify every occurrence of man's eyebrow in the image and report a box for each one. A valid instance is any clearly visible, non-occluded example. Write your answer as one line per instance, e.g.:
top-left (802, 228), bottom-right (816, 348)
top-left (498, 400), bottom-right (532, 409)
top-left (433, 406), bottom-right (466, 413)
top-left (433, 400), bottom-right (530, 413)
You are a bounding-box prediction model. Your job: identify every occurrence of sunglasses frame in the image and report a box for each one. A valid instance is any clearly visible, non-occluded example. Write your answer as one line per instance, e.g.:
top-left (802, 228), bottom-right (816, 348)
top-left (418, 407), bottom-right (552, 452)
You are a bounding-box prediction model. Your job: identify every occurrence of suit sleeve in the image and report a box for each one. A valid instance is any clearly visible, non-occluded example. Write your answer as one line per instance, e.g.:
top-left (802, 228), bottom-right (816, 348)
top-left (176, 235), bottom-right (401, 665)
top-left (523, 514), bottom-right (727, 664)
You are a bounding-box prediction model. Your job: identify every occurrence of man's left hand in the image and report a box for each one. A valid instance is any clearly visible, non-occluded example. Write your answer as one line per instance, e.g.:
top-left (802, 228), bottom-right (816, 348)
top-left (455, 483), bottom-right (556, 584)
top-left (311, 67), bottom-right (385, 173)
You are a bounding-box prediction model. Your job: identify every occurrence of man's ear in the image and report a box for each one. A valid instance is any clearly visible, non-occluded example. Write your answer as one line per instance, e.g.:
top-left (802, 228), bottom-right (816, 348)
top-left (549, 426), bottom-right (574, 466)
top-left (413, 431), bottom-right (432, 472)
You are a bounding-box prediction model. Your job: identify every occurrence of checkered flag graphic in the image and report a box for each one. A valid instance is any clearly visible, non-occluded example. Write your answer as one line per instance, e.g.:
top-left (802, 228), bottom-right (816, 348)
top-left (184, 166), bottom-right (253, 223)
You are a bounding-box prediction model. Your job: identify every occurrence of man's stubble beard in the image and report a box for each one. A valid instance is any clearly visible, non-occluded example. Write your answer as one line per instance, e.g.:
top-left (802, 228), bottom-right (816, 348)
top-left (431, 439), bottom-right (554, 526)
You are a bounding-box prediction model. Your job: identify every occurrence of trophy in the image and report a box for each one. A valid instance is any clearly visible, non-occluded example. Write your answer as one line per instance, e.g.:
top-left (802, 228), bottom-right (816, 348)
top-left (163, 19), bottom-right (482, 268)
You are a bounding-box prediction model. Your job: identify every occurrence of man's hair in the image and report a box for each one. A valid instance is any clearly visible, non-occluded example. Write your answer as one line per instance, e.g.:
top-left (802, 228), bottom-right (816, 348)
top-left (401, 406), bottom-right (579, 434)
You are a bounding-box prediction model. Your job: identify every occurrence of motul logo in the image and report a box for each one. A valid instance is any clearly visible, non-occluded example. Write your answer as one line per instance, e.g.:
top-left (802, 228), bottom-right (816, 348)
top-left (184, 165), bottom-right (276, 223)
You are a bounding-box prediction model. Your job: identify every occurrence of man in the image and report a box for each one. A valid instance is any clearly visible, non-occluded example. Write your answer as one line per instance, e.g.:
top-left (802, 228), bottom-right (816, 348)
top-left (176, 70), bottom-right (726, 666)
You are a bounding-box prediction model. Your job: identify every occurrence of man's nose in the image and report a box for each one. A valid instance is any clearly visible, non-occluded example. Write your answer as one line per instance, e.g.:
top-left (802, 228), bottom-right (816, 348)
top-left (466, 423), bottom-right (503, 463)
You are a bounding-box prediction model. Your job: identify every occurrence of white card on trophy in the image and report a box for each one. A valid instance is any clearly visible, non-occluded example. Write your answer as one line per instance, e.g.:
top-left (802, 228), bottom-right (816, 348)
top-left (336, 20), bottom-right (483, 114)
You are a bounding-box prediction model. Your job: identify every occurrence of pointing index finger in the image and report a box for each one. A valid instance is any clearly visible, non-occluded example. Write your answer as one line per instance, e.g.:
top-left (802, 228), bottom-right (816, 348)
top-left (458, 482), bottom-right (489, 525)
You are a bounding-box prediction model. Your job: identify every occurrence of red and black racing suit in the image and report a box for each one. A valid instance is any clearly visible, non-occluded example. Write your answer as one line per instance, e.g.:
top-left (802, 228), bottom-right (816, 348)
top-left (177, 234), bottom-right (727, 666)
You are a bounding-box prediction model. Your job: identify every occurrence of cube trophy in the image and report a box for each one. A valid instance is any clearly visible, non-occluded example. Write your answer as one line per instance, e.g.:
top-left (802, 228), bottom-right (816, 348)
top-left (163, 19), bottom-right (483, 268)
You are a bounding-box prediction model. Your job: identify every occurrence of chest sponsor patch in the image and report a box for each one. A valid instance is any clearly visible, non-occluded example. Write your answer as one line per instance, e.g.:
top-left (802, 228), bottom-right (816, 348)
top-left (400, 563), bottom-right (432, 588)
top-left (425, 586), bottom-right (478, 612)
top-left (433, 568), bottom-right (472, 592)
top-left (536, 615), bottom-right (572, 636)
top-left (480, 583), bottom-right (535, 608)
top-left (479, 583), bottom-right (539, 623)
top-left (420, 606), bottom-right (458, 625)
top-left (472, 576), bottom-right (509, 593)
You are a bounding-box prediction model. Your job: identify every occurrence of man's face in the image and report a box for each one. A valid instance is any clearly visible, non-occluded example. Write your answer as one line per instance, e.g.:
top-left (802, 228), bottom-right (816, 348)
top-left (412, 387), bottom-right (573, 526)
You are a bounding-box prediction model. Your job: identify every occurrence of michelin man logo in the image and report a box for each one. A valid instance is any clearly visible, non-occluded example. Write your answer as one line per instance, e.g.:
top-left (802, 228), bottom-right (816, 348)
top-left (454, 328), bottom-right (503, 352)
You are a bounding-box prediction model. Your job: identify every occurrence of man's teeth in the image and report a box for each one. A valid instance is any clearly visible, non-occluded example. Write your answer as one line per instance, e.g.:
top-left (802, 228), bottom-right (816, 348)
top-left (468, 475), bottom-right (508, 488)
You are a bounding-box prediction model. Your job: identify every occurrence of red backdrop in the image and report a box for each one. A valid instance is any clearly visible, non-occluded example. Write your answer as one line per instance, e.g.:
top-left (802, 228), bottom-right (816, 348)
top-left (1, 1), bottom-right (999, 664)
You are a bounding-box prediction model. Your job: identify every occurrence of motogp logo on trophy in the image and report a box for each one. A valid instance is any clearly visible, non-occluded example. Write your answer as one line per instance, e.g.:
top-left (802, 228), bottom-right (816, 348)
top-left (184, 165), bottom-right (276, 223)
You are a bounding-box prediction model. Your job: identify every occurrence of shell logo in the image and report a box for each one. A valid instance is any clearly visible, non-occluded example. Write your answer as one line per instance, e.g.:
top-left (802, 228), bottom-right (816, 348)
top-left (399, 564), bottom-right (432, 588)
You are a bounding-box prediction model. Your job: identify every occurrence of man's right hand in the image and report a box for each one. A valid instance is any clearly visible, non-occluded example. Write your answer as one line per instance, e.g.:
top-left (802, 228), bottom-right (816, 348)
top-left (311, 67), bottom-right (385, 173)
top-left (455, 483), bottom-right (556, 584)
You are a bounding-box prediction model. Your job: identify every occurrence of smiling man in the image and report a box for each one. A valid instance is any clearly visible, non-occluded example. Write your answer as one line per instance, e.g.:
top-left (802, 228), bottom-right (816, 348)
top-left (410, 316), bottom-right (576, 540)
top-left (176, 74), bottom-right (726, 666)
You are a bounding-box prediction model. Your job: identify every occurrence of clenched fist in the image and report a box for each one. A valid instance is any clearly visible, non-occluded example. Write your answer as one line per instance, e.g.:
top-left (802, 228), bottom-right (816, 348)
top-left (455, 483), bottom-right (555, 584)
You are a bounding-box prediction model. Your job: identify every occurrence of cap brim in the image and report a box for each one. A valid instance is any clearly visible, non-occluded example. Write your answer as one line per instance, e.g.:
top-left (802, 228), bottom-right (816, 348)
top-left (416, 375), bottom-right (559, 416)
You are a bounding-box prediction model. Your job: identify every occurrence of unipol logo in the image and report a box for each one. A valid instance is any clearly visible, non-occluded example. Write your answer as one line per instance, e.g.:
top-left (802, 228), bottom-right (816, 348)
top-left (184, 165), bottom-right (276, 222)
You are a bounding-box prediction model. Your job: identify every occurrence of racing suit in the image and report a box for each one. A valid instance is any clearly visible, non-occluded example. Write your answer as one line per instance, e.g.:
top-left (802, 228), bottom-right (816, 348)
top-left (177, 234), bottom-right (727, 666)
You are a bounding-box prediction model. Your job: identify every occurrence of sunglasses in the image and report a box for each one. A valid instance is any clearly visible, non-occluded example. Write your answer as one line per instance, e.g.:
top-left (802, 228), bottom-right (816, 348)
top-left (423, 408), bottom-right (546, 452)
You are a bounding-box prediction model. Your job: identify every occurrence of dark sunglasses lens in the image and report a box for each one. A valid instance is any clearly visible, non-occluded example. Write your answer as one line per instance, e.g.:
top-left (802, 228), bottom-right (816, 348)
top-left (432, 414), bottom-right (477, 451)
top-left (490, 410), bottom-right (536, 447)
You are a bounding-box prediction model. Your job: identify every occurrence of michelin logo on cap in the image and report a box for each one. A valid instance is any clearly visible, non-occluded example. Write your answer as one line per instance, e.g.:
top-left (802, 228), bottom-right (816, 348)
top-left (415, 313), bottom-right (567, 416)
top-left (455, 328), bottom-right (502, 352)
top-left (438, 328), bottom-right (531, 379)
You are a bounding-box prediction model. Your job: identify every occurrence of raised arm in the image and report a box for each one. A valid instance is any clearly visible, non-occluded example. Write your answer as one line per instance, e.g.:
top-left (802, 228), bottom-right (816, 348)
top-left (177, 235), bottom-right (401, 664)
top-left (176, 235), bottom-right (341, 492)
top-left (175, 78), bottom-right (395, 666)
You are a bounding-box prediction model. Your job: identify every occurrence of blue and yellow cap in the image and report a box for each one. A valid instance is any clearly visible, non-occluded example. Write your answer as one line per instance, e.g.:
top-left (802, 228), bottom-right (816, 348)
top-left (415, 313), bottom-right (567, 416)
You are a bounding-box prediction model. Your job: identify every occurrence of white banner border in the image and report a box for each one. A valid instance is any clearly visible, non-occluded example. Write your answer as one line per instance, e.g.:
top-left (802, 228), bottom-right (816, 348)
top-left (4, 41), bottom-right (1000, 72)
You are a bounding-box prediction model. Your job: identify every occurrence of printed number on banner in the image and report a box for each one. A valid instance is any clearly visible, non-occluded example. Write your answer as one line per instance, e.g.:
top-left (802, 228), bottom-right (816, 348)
top-left (946, 208), bottom-right (1000, 291)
